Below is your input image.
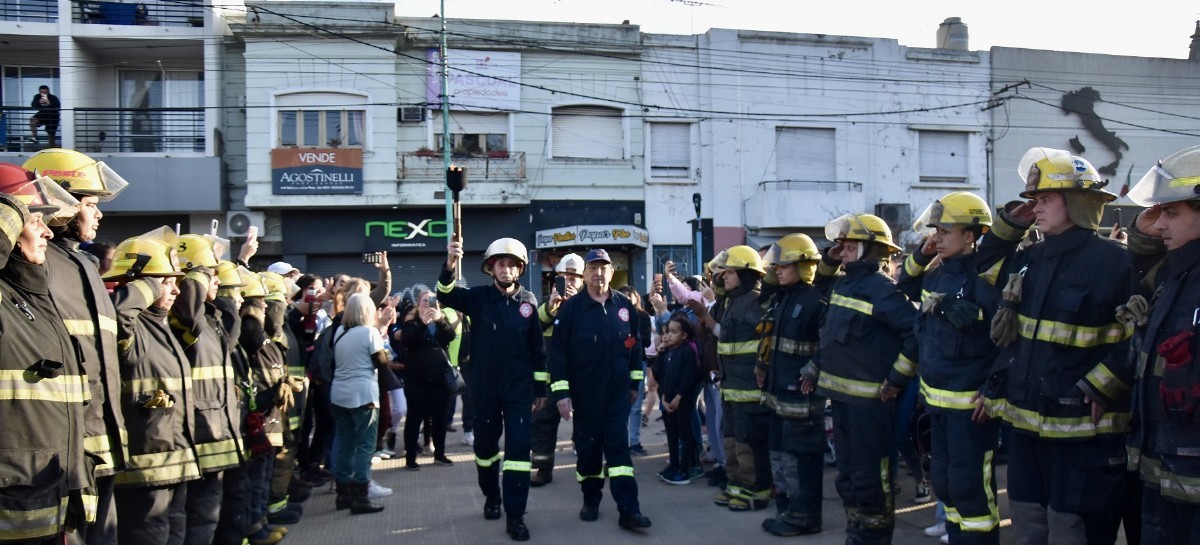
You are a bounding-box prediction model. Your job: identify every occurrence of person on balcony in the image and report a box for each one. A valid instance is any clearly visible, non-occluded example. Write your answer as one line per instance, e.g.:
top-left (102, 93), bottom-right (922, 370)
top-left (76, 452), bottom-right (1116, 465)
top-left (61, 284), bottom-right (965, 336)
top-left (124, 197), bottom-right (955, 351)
top-left (29, 85), bottom-right (61, 147)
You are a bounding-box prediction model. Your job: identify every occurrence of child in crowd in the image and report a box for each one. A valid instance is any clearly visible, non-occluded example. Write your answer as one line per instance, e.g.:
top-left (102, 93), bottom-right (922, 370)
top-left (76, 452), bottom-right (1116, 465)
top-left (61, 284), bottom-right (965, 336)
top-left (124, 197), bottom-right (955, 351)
top-left (655, 313), bottom-right (701, 485)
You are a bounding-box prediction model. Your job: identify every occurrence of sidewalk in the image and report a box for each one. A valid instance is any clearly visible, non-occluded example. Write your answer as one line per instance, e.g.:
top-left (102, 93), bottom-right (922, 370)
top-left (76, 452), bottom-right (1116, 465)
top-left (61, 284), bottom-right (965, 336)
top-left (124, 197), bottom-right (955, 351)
top-left (282, 418), bottom-right (1014, 545)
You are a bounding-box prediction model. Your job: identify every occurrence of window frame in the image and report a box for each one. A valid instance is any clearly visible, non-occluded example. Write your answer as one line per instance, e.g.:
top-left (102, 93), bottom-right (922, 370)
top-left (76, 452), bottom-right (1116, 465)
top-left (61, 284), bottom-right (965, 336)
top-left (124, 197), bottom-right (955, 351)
top-left (647, 121), bottom-right (695, 181)
top-left (272, 89), bottom-right (370, 150)
top-left (916, 129), bottom-right (971, 185)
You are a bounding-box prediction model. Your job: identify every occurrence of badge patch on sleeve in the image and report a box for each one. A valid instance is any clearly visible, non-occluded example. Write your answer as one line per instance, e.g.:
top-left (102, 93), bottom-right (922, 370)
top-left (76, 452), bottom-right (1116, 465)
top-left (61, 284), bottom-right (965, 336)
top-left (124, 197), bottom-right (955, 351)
top-left (618, 308), bottom-right (630, 322)
top-left (519, 302), bottom-right (534, 318)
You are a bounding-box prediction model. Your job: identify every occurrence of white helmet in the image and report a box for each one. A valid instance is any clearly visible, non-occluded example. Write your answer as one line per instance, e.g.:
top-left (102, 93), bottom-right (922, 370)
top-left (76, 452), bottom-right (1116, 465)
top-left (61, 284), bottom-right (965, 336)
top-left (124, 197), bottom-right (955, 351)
top-left (481, 237), bottom-right (528, 276)
top-left (554, 253), bottom-right (584, 276)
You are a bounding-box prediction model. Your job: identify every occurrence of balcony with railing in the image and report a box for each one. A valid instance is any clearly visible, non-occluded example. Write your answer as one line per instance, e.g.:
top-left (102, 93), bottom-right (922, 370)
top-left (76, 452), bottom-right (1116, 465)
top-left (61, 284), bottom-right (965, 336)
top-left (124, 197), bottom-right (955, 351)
top-left (73, 0), bottom-right (204, 27)
top-left (744, 179), bottom-right (865, 230)
top-left (1, 0), bottom-right (57, 22)
top-left (75, 107), bottom-right (204, 153)
top-left (0, 106), bottom-right (205, 153)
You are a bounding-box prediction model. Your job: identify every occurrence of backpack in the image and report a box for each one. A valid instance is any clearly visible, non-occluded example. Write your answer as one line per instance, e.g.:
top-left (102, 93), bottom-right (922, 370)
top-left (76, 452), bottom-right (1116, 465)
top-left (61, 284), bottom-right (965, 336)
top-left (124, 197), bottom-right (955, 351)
top-left (309, 326), bottom-right (350, 385)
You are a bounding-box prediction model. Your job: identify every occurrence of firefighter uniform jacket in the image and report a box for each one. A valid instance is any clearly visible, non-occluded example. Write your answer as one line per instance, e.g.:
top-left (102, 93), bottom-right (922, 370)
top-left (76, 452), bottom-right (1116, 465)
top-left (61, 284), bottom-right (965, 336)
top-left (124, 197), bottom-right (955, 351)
top-left (437, 269), bottom-right (548, 400)
top-left (1126, 233), bottom-right (1200, 504)
top-left (814, 261), bottom-right (919, 407)
top-left (46, 240), bottom-right (127, 478)
top-left (760, 281), bottom-right (825, 420)
top-left (112, 278), bottom-right (201, 488)
top-left (978, 219), bottom-right (1134, 440)
top-left (239, 298), bottom-right (287, 447)
top-left (169, 268), bottom-right (244, 473)
top-left (717, 284), bottom-right (764, 404)
top-left (898, 252), bottom-right (1000, 413)
top-left (0, 255), bottom-right (90, 541)
top-left (548, 289), bottom-right (643, 402)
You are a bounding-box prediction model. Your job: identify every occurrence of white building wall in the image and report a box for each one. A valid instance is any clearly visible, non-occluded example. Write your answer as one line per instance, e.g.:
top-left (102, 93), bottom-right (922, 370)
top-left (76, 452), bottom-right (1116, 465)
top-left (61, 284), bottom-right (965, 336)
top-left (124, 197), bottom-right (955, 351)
top-left (989, 48), bottom-right (1200, 208)
top-left (643, 28), bottom-right (992, 252)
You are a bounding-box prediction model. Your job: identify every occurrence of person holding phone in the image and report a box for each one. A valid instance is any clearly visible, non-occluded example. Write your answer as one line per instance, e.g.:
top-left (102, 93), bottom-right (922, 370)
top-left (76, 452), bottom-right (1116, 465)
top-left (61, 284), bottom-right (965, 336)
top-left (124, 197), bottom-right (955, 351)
top-left (28, 84), bottom-right (60, 146)
top-left (529, 253), bottom-right (584, 487)
top-left (399, 287), bottom-right (457, 469)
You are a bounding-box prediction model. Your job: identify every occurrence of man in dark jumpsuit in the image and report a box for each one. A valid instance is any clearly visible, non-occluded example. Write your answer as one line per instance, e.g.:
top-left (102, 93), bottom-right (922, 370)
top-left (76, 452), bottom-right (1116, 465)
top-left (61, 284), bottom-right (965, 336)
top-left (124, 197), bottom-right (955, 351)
top-left (438, 237), bottom-right (547, 542)
top-left (549, 249), bottom-right (652, 531)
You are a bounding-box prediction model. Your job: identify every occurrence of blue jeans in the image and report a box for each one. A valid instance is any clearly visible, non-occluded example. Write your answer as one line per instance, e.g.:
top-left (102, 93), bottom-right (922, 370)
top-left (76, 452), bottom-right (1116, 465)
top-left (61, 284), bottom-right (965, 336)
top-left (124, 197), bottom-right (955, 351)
top-left (332, 404), bottom-right (378, 484)
top-left (704, 383), bottom-right (725, 464)
top-left (628, 361), bottom-right (647, 446)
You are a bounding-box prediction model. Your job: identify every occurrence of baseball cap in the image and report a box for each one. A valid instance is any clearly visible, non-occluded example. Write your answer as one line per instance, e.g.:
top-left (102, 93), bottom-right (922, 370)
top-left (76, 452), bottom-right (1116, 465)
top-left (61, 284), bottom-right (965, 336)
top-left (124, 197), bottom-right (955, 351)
top-left (267, 261), bottom-right (299, 275)
top-left (584, 249), bottom-right (611, 264)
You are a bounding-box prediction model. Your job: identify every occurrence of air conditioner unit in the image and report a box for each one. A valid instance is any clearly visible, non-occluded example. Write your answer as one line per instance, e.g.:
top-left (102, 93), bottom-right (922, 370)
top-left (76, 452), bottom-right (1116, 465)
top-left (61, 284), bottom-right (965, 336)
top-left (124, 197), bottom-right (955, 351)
top-left (225, 210), bottom-right (265, 238)
top-left (874, 203), bottom-right (911, 233)
top-left (398, 106), bottom-right (425, 123)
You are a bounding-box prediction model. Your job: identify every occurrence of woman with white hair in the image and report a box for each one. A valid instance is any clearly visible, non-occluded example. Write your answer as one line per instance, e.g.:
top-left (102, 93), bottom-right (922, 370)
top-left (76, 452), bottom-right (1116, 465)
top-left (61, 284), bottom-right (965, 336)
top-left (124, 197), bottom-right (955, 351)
top-left (330, 292), bottom-right (389, 515)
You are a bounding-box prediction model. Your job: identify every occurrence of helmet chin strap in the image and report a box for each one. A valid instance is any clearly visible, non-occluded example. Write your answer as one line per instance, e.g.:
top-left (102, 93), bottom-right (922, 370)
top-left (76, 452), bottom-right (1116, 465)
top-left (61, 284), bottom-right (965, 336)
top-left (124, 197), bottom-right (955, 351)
top-left (494, 279), bottom-right (515, 290)
top-left (853, 243), bottom-right (864, 262)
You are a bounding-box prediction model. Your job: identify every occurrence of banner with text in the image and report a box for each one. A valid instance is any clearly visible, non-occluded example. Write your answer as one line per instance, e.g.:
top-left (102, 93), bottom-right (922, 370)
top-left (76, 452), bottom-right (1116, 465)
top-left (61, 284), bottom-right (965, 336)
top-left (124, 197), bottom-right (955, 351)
top-left (534, 225), bottom-right (649, 249)
top-left (426, 49), bottom-right (521, 111)
top-left (272, 148), bottom-right (363, 195)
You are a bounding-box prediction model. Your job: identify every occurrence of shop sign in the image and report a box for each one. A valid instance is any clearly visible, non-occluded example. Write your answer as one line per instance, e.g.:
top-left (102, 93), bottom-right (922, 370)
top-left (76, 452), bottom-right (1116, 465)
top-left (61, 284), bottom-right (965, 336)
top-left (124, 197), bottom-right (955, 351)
top-left (534, 225), bottom-right (649, 249)
top-left (364, 219), bottom-right (449, 250)
top-left (426, 49), bottom-right (521, 111)
top-left (271, 148), bottom-right (363, 195)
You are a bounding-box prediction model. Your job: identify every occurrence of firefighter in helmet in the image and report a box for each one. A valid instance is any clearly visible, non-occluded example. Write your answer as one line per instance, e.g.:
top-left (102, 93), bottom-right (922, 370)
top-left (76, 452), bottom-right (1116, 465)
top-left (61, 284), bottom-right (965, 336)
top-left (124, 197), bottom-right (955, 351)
top-left (898, 192), bottom-right (1002, 544)
top-left (975, 147), bottom-right (1132, 545)
top-left (812, 213), bottom-right (919, 545)
top-left (439, 237), bottom-right (547, 541)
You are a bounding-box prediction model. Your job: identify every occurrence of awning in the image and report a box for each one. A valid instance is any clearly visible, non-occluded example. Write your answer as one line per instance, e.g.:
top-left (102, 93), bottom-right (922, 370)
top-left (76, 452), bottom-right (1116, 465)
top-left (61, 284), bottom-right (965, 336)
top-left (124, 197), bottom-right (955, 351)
top-left (534, 225), bottom-right (649, 249)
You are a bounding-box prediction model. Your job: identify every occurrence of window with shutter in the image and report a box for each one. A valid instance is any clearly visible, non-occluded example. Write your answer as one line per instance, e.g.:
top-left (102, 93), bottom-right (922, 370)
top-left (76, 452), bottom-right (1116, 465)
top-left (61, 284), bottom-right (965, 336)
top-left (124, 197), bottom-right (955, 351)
top-left (650, 123), bottom-right (691, 178)
top-left (775, 128), bottom-right (836, 182)
top-left (919, 131), bottom-right (969, 183)
top-left (551, 105), bottom-right (623, 160)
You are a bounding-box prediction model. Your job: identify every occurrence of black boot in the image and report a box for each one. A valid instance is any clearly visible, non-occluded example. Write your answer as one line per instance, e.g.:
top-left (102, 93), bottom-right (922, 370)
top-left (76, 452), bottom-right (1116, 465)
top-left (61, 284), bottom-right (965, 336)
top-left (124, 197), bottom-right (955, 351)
top-left (530, 467), bottom-right (552, 487)
top-left (335, 481), bottom-right (353, 511)
top-left (350, 482), bottom-right (384, 514)
top-left (506, 516), bottom-right (530, 541)
top-left (484, 495), bottom-right (503, 520)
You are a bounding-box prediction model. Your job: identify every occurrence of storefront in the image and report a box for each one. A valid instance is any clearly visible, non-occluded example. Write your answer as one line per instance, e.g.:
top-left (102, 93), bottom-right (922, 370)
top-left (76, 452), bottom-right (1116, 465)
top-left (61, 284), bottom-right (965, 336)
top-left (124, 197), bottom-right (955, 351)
top-left (280, 206), bottom-right (531, 291)
top-left (530, 200), bottom-right (648, 299)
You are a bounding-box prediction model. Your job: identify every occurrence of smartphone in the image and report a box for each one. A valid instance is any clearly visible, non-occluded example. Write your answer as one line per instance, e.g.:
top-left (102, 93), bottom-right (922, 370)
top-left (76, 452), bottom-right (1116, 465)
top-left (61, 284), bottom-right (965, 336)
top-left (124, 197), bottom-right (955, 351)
top-left (361, 252), bottom-right (379, 264)
top-left (554, 275), bottom-right (567, 296)
top-left (1114, 208), bottom-right (1123, 230)
top-left (427, 295), bottom-right (438, 307)
top-left (246, 225), bottom-right (258, 243)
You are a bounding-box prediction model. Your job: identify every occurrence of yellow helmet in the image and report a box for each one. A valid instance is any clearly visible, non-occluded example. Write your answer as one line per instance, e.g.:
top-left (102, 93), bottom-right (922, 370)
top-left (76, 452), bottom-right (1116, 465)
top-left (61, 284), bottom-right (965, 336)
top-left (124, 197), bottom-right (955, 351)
top-left (215, 260), bottom-right (246, 288)
top-left (481, 237), bottom-right (528, 276)
top-left (105, 236), bottom-right (185, 280)
top-left (723, 245), bottom-right (766, 275)
top-left (259, 270), bottom-right (291, 302)
top-left (825, 213), bottom-right (902, 253)
top-left (705, 250), bottom-right (729, 275)
top-left (1128, 145), bottom-right (1200, 206)
top-left (177, 234), bottom-right (229, 270)
top-left (238, 268), bottom-right (268, 298)
top-left (1017, 147), bottom-right (1115, 202)
top-left (913, 192), bottom-right (993, 235)
top-left (765, 234), bottom-right (820, 266)
top-left (23, 148), bottom-right (130, 201)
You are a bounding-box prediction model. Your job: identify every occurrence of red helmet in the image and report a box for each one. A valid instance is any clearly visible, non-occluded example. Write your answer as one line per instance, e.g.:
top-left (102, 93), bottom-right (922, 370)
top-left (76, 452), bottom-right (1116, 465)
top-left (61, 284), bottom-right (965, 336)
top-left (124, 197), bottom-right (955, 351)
top-left (0, 163), bottom-right (79, 225)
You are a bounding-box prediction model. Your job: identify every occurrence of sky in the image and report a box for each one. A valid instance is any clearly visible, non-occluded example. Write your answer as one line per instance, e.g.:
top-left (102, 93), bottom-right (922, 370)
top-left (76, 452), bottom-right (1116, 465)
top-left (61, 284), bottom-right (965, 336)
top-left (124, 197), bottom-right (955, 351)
top-left (396, 0), bottom-right (1200, 60)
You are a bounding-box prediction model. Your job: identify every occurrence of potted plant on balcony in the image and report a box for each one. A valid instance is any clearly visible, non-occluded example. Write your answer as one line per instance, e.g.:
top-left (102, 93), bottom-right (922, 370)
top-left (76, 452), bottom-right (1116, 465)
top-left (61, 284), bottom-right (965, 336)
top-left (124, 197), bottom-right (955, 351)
top-left (415, 146), bottom-right (437, 157)
top-left (487, 149), bottom-right (510, 159)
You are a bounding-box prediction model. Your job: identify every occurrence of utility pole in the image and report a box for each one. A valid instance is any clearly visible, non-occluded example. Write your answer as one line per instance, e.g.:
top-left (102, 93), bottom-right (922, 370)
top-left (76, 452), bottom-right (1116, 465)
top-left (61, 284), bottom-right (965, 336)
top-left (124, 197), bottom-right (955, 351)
top-left (440, 0), bottom-right (453, 252)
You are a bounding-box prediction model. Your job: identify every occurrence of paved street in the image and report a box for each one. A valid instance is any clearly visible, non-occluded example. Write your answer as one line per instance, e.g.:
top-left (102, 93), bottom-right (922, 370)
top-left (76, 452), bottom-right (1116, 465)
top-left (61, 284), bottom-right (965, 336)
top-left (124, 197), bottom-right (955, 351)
top-left (282, 415), bottom-right (1022, 545)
